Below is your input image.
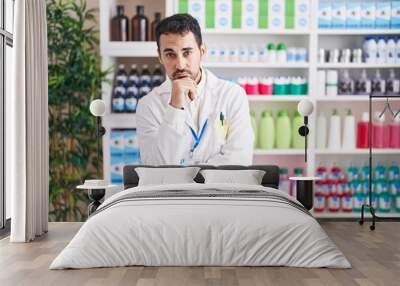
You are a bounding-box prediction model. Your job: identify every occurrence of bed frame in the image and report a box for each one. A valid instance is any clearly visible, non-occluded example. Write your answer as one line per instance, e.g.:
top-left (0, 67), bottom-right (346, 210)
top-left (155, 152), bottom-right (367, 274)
top-left (123, 165), bottom-right (280, 190)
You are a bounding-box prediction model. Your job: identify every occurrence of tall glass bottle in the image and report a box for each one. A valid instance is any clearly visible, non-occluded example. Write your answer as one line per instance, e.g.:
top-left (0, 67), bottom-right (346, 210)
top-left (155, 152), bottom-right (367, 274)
top-left (151, 12), bottom-right (161, 41)
top-left (110, 5), bottom-right (129, 41)
top-left (131, 5), bottom-right (149, 41)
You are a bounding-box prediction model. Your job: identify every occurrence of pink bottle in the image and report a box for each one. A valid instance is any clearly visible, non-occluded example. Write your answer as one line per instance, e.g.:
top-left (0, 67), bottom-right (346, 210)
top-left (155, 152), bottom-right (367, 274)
top-left (258, 77), bottom-right (273, 95)
top-left (389, 113), bottom-right (400, 148)
top-left (246, 77), bottom-right (259, 95)
top-left (372, 112), bottom-right (390, 148)
top-left (357, 112), bottom-right (370, 148)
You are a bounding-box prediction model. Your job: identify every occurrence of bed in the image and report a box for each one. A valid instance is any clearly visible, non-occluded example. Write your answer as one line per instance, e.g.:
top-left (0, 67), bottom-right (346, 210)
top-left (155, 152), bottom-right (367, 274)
top-left (50, 165), bottom-right (351, 269)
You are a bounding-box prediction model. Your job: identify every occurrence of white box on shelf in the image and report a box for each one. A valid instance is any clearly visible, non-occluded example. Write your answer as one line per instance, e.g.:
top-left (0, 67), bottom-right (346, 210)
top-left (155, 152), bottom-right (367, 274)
top-left (295, 0), bottom-right (310, 29)
top-left (361, 2), bottom-right (376, 28)
top-left (123, 129), bottom-right (139, 154)
top-left (110, 129), bottom-right (124, 155)
top-left (188, 0), bottom-right (206, 29)
top-left (110, 154), bottom-right (124, 184)
top-left (215, 0), bottom-right (232, 29)
top-left (318, 2), bottom-right (332, 28)
top-left (392, 1), bottom-right (400, 28)
top-left (375, 1), bottom-right (391, 28)
top-left (269, 0), bottom-right (284, 29)
top-left (242, 0), bottom-right (258, 29)
top-left (331, 2), bottom-right (346, 28)
top-left (346, 2), bottom-right (361, 28)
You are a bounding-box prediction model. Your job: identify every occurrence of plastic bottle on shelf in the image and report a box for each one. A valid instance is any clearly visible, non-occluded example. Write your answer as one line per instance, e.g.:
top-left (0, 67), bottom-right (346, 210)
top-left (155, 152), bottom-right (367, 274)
top-left (376, 36), bottom-right (387, 64)
top-left (128, 64), bottom-right (140, 87)
top-left (328, 109), bottom-right (341, 150)
top-left (338, 69), bottom-right (354, 95)
top-left (258, 45), bottom-right (267, 62)
top-left (386, 36), bottom-right (397, 64)
top-left (112, 86), bottom-right (126, 113)
top-left (229, 46), bottom-right (239, 63)
top-left (316, 112), bottom-right (327, 149)
top-left (151, 64), bottom-right (164, 87)
top-left (389, 113), bottom-right (400, 148)
top-left (386, 69), bottom-right (400, 95)
top-left (115, 64), bottom-right (128, 87)
top-left (372, 112), bottom-right (389, 148)
top-left (259, 77), bottom-right (273, 95)
top-left (279, 168), bottom-right (291, 196)
top-left (342, 109), bottom-right (356, 149)
top-left (246, 77), bottom-right (259, 95)
top-left (125, 86), bottom-right (139, 113)
top-left (276, 43), bottom-right (287, 63)
top-left (140, 64), bottom-right (152, 87)
top-left (110, 5), bottom-right (129, 41)
top-left (248, 45), bottom-right (259, 63)
top-left (276, 111), bottom-right (291, 149)
top-left (363, 36), bottom-right (377, 64)
top-left (396, 36), bottom-right (400, 64)
top-left (355, 69), bottom-right (372, 95)
top-left (371, 69), bottom-right (386, 95)
top-left (378, 192), bottom-right (391, 213)
top-left (131, 5), bottom-right (149, 41)
top-left (250, 111), bottom-right (258, 148)
top-left (266, 43), bottom-right (276, 63)
top-left (150, 12), bottom-right (161, 41)
top-left (292, 111), bottom-right (305, 149)
top-left (356, 112), bottom-right (370, 148)
top-left (239, 45), bottom-right (249, 62)
top-left (258, 111), bottom-right (275, 149)
top-left (326, 70), bottom-right (338, 96)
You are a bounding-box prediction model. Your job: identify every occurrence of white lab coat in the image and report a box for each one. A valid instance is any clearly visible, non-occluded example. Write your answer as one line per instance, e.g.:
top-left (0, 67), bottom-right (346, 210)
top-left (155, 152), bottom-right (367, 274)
top-left (136, 68), bottom-right (254, 165)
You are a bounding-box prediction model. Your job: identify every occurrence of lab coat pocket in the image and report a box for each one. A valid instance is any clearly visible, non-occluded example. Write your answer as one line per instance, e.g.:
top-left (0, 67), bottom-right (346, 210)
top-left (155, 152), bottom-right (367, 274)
top-left (213, 117), bottom-right (229, 145)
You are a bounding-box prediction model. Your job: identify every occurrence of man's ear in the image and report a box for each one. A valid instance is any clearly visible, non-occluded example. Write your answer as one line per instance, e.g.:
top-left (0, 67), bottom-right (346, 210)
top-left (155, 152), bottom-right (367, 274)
top-left (157, 49), bottom-right (163, 64)
top-left (200, 43), bottom-right (207, 59)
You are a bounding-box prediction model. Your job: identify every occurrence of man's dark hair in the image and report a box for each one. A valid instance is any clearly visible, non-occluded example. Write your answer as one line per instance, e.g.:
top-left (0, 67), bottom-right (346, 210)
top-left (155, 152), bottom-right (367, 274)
top-left (155, 14), bottom-right (202, 50)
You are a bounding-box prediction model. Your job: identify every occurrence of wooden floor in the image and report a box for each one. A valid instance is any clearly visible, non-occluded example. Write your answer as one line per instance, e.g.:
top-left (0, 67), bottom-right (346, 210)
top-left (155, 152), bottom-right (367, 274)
top-left (0, 222), bottom-right (399, 286)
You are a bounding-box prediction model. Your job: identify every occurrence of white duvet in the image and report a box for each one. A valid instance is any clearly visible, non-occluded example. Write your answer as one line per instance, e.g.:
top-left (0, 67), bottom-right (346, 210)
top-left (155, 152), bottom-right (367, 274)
top-left (50, 183), bottom-right (351, 269)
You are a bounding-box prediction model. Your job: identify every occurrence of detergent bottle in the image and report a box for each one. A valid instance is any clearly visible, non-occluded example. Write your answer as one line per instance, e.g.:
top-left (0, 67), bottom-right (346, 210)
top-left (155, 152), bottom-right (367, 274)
top-left (276, 111), bottom-right (291, 149)
top-left (258, 111), bottom-right (275, 149)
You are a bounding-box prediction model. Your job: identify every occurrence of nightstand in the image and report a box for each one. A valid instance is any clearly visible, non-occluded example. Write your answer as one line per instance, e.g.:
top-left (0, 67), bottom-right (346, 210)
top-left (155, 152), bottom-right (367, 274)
top-left (289, 177), bottom-right (319, 210)
top-left (77, 180), bottom-right (118, 216)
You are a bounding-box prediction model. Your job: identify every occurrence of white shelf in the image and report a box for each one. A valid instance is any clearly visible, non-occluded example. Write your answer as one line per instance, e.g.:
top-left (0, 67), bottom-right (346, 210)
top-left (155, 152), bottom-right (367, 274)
top-left (248, 95), bottom-right (308, 102)
top-left (101, 41), bottom-right (158, 57)
top-left (103, 113), bottom-right (136, 129)
top-left (317, 29), bottom-right (400, 35)
top-left (203, 29), bottom-right (310, 35)
top-left (315, 96), bottom-right (400, 102)
top-left (204, 62), bottom-right (309, 68)
top-left (254, 149), bottom-right (304, 155)
top-left (315, 149), bottom-right (400, 155)
top-left (313, 212), bottom-right (400, 219)
top-left (317, 63), bottom-right (400, 69)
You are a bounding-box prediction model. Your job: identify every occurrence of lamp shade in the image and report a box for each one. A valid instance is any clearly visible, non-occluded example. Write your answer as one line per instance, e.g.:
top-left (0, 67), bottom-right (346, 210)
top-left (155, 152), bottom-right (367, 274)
top-left (297, 99), bottom-right (314, 117)
top-left (90, 99), bottom-right (106, 117)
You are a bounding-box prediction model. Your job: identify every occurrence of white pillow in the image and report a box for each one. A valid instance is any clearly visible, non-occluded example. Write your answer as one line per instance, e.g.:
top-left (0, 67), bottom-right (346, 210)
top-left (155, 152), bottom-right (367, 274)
top-left (135, 167), bottom-right (201, 186)
top-left (200, 169), bottom-right (266, 185)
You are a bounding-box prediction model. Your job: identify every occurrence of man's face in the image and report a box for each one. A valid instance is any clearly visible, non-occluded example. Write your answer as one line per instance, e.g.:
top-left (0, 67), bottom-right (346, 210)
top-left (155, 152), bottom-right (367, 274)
top-left (158, 32), bottom-right (206, 81)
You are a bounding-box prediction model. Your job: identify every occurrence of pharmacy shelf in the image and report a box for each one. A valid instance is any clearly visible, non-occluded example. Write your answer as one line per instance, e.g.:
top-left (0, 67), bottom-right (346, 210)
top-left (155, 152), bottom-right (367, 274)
top-left (312, 212), bottom-right (400, 219)
top-left (317, 29), bottom-right (400, 35)
top-left (254, 149), bottom-right (305, 156)
top-left (103, 113), bottom-right (137, 129)
top-left (101, 41), bottom-right (158, 57)
top-left (315, 96), bottom-right (400, 102)
top-left (317, 63), bottom-right (400, 69)
top-left (203, 29), bottom-right (311, 35)
top-left (248, 95), bottom-right (308, 102)
top-left (204, 62), bottom-right (309, 68)
top-left (315, 149), bottom-right (400, 155)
